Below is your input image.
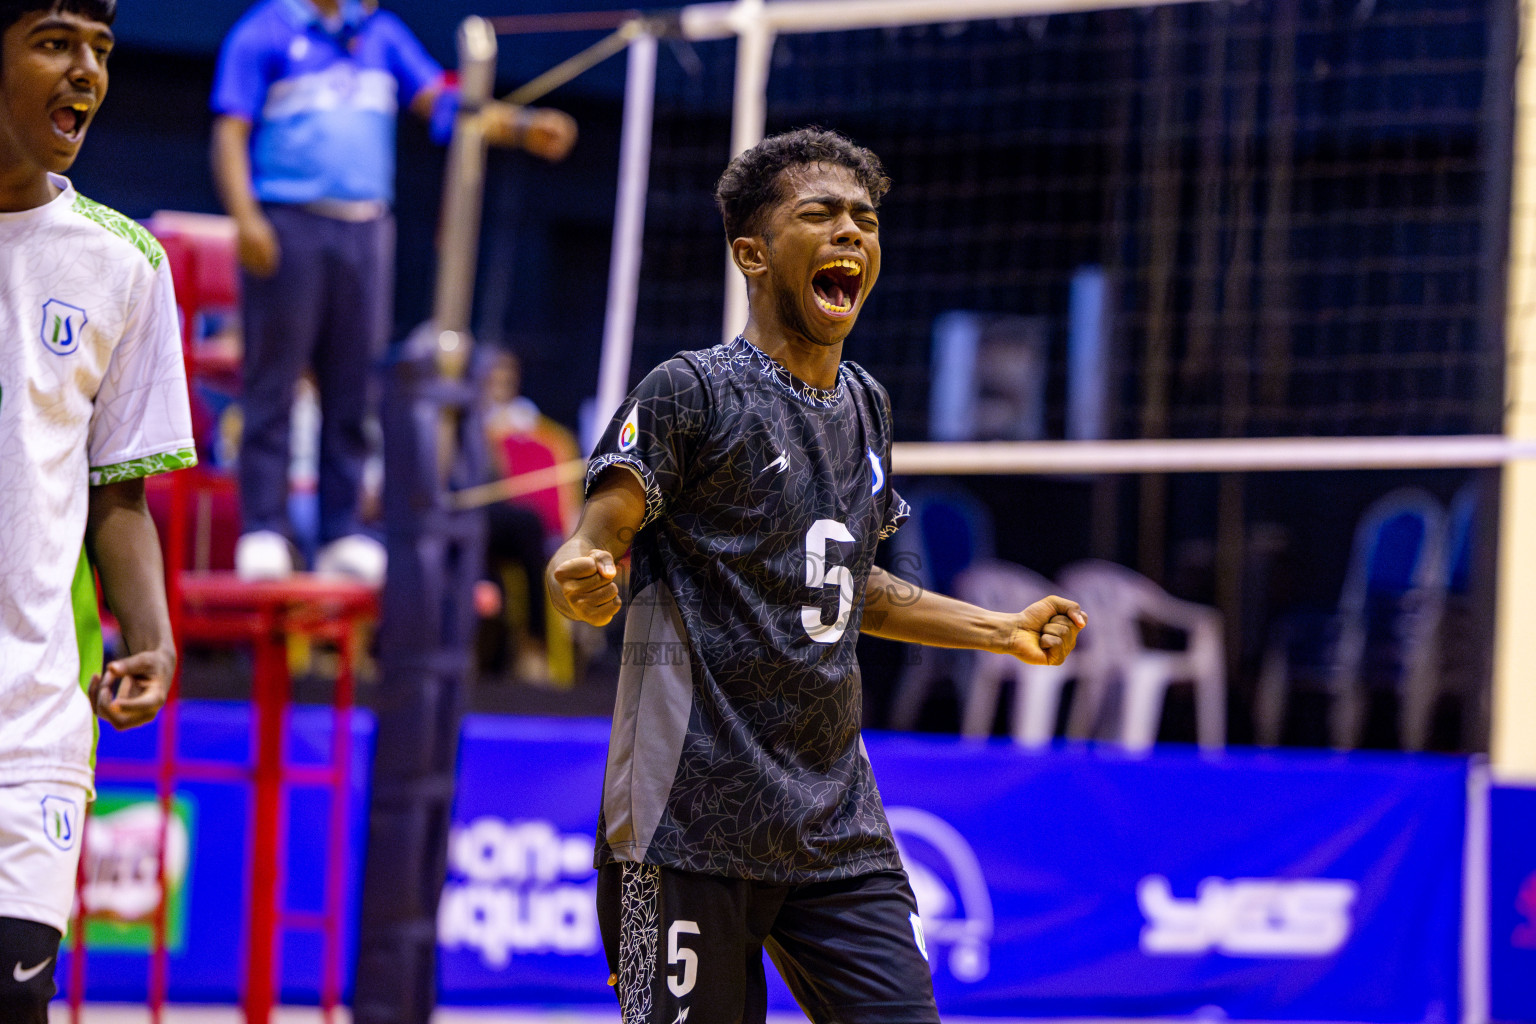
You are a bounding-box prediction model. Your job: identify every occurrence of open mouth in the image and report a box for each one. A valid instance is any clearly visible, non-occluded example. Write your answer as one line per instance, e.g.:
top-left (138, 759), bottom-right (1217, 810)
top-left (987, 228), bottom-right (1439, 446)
top-left (811, 258), bottom-right (863, 317)
top-left (51, 103), bottom-right (90, 140)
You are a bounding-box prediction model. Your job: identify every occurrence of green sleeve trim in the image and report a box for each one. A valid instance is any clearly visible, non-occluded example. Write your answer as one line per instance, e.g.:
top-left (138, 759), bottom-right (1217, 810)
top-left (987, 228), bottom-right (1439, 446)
top-left (90, 447), bottom-right (197, 486)
top-left (71, 548), bottom-right (103, 768)
top-left (71, 194), bottom-right (167, 271)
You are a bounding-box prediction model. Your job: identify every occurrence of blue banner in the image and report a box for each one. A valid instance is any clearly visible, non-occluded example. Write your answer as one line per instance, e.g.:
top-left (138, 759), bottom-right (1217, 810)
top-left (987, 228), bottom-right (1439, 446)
top-left (437, 716), bottom-right (610, 1004)
top-left (55, 707), bottom-right (1467, 1020)
top-left (1491, 784), bottom-right (1536, 1022)
top-left (57, 702), bottom-right (373, 1004)
top-left (869, 738), bottom-right (1464, 1022)
top-left (439, 720), bottom-right (1467, 1022)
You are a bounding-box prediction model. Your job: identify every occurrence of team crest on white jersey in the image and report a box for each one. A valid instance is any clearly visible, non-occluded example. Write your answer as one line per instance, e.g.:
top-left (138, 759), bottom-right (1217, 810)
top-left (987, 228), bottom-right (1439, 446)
top-left (867, 448), bottom-right (885, 494)
top-left (40, 299), bottom-right (87, 356)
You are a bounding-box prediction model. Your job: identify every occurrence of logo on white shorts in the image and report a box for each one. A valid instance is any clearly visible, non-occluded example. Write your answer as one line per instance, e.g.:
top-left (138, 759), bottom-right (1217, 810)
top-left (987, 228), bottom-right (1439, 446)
top-left (12, 959), bottom-right (50, 983)
top-left (39, 795), bottom-right (77, 851)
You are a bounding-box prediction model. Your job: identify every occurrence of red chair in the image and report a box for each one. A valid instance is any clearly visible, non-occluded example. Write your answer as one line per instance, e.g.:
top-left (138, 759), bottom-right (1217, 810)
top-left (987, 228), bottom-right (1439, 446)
top-left (496, 420), bottom-right (582, 538)
top-left (146, 210), bottom-right (241, 381)
top-left (144, 212), bottom-right (244, 577)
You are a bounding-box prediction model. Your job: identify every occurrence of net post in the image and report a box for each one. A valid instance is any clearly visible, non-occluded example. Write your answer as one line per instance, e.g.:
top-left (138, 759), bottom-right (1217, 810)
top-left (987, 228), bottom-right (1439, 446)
top-left (595, 28), bottom-right (659, 433)
top-left (1492, 0), bottom-right (1536, 782)
top-left (432, 16), bottom-right (497, 378)
top-left (351, 17), bottom-right (494, 1024)
top-left (721, 0), bottom-right (774, 343)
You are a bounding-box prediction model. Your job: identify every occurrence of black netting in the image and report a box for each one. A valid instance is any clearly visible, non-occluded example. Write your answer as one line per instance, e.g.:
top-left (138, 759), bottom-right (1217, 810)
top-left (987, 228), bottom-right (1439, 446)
top-left (636, 0), bottom-right (1510, 441)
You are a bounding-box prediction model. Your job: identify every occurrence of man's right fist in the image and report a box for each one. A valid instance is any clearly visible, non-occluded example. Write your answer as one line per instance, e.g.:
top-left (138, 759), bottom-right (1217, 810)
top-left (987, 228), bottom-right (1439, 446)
top-left (551, 548), bottom-right (622, 626)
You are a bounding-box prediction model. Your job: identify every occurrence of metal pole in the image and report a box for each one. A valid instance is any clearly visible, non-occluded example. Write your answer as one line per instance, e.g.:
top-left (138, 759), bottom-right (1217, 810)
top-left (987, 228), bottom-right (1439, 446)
top-left (721, 0), bottom-right (774, 343)
top-left (680, 0), bottom-right (1215, 38)
top-left (889, 436), bottom-right (1536, 475)
top-left (433, 16), bottom-right (498, 380)
top-left (354, 18), bottom-right (495, 1024)
top-left (1492, 0), bottom-right (1536, 782)
top-left (595, 30), bottom-right (659, 432)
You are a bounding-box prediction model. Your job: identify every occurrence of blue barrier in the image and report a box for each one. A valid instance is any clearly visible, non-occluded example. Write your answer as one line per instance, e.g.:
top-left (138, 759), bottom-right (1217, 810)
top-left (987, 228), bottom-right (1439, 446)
top-left (440, 720), bottom-right (1467, 1022)
top-left (1491, 784), bottom-right (1536, 1021)
top-left (57, 706), bottom-right (1468, 1020)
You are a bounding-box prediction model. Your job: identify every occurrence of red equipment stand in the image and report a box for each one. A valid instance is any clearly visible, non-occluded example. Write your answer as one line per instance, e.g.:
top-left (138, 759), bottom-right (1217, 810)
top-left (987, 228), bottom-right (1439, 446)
top-left (73, 573), bottom-right (377, 1024)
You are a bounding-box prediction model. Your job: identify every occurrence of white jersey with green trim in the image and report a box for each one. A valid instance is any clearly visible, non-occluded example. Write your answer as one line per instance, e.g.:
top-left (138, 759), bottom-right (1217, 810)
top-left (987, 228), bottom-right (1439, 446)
top-left (0, 173), bottom-right (195, 792)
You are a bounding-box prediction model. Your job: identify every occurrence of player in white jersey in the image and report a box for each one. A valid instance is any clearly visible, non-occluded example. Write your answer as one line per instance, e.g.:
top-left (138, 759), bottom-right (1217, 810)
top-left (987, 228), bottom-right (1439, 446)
top-left (0, 0), bottom-right (194, 1017)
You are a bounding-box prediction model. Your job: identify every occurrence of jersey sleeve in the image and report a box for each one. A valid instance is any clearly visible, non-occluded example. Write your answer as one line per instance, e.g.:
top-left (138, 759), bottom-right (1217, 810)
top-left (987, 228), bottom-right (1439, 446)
top-left (210, 13), bottom-right (272, 119)
top-left (88, 257), bottom-right (197, 485)
top-left (587, 357), bottom-right (712, 531)
top-left (379, 11), bottom-right (446, 110)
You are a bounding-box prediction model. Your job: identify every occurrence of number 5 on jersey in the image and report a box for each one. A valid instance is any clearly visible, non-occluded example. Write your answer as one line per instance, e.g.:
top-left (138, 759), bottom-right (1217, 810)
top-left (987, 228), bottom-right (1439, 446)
top-left (668, 920), bottom-right (700, 997)
top-left (802, 518), bottom-right (855, 644)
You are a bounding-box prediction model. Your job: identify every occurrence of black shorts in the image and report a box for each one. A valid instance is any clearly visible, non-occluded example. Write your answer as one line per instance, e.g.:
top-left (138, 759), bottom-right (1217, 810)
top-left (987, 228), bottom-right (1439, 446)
top-left (597, 863), bottom-right (940, 1024)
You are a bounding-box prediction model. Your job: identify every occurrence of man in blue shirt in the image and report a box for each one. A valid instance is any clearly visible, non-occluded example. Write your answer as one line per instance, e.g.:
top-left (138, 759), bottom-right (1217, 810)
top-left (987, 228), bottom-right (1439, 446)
top-left (211, 0), bottom-right (575, 583)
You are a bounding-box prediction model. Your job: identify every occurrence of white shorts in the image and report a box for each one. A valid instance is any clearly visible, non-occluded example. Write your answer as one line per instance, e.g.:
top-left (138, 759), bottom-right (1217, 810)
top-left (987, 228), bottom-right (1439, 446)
top-left (0, 781), bottom-right (87, 934)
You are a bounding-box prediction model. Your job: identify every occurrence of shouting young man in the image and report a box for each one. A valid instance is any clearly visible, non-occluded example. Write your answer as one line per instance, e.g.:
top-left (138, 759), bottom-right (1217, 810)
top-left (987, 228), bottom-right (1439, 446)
top-left (0, 1), bottom-right (194, 1016)
top-left (548, 127), bottom-right (1086, 1024)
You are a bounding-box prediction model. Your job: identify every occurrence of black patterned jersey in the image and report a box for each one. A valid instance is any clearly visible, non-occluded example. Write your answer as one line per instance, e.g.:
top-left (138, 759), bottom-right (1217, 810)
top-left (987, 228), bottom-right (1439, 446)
top-left (586, 335), bottom-right (910, 883)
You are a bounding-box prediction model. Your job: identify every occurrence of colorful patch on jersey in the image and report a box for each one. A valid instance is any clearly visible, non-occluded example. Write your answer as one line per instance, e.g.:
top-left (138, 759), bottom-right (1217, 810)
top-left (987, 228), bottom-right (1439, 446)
top-left (618, 408), bottom-right (640, 452)
top-left (868, 448), bottom-right (885, 494)
top-left (40, 794), bottom-right (79, 852)
top-left (40, 299), bottom-right (87, 356)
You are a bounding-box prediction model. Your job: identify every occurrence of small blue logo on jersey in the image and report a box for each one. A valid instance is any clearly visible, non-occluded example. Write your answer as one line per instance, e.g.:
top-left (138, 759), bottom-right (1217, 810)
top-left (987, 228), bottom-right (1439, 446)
top-left (910, 911), bottom-right (930, 962)
top-left (868, 449), bottom-right (885, 494)
top-left (40, 300), bottom-right (87, 356)
top-left (40, 795), bottom-right (78, 852)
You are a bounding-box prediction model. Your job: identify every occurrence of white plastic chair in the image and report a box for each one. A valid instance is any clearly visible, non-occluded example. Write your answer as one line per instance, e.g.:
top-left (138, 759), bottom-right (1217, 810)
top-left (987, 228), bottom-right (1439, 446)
top-left (1255, 487), bottom-right (1445, 749)
top-left (1055, 560), bottom-right (1226, 753)
top-left (950, 560), bottom-right (1072, 746)
top-left (1413, 482), bottom-right (1484, 751)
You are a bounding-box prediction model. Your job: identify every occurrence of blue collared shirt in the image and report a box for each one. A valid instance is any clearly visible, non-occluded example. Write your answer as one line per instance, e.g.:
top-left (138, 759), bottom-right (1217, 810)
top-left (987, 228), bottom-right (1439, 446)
top-left (211, 0), bottom-right (444, 204)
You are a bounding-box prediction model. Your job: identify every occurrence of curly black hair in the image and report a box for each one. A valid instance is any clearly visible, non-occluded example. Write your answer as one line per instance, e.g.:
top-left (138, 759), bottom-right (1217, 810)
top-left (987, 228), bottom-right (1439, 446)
top-left (1, 0), bottom-right (115, 72)
top-left (714, 127), bottom-right (890, 243)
